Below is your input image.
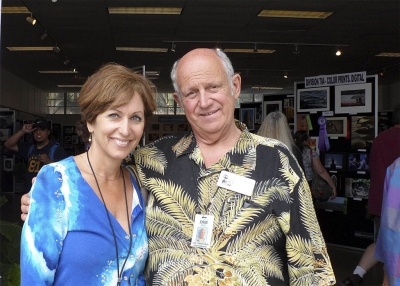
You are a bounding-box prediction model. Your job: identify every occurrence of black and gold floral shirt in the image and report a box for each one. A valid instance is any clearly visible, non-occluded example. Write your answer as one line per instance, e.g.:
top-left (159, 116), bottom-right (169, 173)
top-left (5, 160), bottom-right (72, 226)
top-left (133, 121), bottom-right (335, 285)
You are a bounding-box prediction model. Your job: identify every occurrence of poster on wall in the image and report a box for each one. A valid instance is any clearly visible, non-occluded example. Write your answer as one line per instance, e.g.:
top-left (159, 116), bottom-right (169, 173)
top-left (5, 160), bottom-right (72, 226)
top-left (262, 101), bottom-right (282, 121)
top-left (334, 83), bottom-right (372, 114)
top-left (297, 87), bottom-right (330, 112)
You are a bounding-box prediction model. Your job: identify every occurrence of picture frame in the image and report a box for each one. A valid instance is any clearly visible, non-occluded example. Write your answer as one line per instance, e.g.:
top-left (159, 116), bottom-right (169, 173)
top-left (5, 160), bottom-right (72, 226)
top-left (149, 124), bottom-right (160, 132)
top-left (262, 101), bottom-right (282, 121)
top-left (177, 123), bottom-right (189, 132)
top-left (163, 123), bottom-right (175, 132)
top-left (345, 178), bottom-right (370, 199)
top-left (297, 87), bottom-right (330, 113)
top-left (351, 115), bottom-right (375, 150)
top-left (3, 158), bottom-right (13, 172)
top-left (326, 117), bottom-right (347, 137)
top-left (64, 126), bottom-right (75, 134)
top-left (71, 135), bottom-right (79, 144)
top-left (240, 108), bottom-right (255, 131)
top-left (309, 136), bottom-right (320, 155)
top-left (334, 83), bottom-right (372, 114)
top-left (323, 152), bottom-right (345, 171)
top-left (64, 135), bottom-right (71, 142)
top-left (347, 152), bottom-right (370, 171)
top-left (147, 132), bottom-right (160, 142)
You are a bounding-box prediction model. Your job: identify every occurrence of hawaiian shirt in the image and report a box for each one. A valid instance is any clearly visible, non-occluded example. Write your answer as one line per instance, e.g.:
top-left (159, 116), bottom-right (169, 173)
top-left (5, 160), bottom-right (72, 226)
top-left (134, 121), bottom-right (335, 285)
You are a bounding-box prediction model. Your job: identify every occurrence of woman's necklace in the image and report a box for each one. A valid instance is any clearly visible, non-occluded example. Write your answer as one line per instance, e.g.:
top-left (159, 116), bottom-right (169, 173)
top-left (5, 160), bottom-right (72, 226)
top-left (82, 154), bottom-right (120, 181)
top-left (86, 151), bottom-right (133, 285)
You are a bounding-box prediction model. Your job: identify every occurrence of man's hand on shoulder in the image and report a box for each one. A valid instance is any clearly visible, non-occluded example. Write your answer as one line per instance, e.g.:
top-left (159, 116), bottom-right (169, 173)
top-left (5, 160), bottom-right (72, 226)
top-left (21, 193), bottom-right (30, 222)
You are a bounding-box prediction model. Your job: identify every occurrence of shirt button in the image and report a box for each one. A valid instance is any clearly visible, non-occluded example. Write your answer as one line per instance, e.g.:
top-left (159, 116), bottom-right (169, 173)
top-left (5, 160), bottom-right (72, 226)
top-left (124, 276), bottom-right (128, 281)
top-left (131, 274), bottom-right (135, 277)
top-left (132, 233), bottom-right (136, 237)
top-left (125, 235), bottom-right (129, 240)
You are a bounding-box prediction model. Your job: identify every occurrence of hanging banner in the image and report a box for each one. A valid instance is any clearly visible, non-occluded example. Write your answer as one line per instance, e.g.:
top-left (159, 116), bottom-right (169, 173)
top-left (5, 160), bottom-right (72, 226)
top-left (304, 71), bottom-right (366, 88)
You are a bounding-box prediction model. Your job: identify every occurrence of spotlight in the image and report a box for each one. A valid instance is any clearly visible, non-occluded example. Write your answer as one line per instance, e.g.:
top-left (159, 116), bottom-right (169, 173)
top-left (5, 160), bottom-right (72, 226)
top-left (53, 46), bottom-right (60, 53)
top-left (336, 47), bottom-right (342, 56)
top-left (26, 13), bottom-right (36, 25)
top-left (171, 42), bottom-right (176, 52)
top-left (215, 43), bottom-right (222, 51)
top-left (380, 68), bottom-right (386, 76)
top-left (253, 43), bottom-right (258, 53)
top-left (40, 31), bottom-right (48, 40)
top-left (294, 44), bottom-right (300, 54)
top-left (63, 58), bottom-right (70, 65)
top-left (284, 71), bottom-right (288, 79)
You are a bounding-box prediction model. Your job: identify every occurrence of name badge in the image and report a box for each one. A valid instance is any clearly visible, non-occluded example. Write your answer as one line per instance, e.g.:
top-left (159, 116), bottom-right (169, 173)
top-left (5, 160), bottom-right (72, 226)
top-left (217, 171), bottom-right (255, 196)
top-left (191, 214), bottom-right (214, 248)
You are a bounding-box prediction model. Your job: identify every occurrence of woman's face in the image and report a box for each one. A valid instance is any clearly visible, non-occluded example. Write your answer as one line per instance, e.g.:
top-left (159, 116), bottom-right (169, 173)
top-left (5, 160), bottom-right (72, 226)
top-left (87, 92), bottom-right (145, 161)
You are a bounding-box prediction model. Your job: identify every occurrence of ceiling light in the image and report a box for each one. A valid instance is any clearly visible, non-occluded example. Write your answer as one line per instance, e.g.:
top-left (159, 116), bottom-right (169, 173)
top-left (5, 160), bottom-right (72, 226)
top-left (145, 71), bottom-right (160, 76)
top-left (39, 70), bottom-right (78, 74)
top-left (376, 52), bottom-right (400, 57)
top-left (284, 71), bottom-right (288, 79)
top-left (294, 45), bottom-right (300, 54)
top-left (253, 43), bottom-right (258, 53)
top-left (108, 7), bottom-right (182, 15)
top-left (336, 47), bottom-right (342, 56)
top-left (171, 42), bottom-right (176, 52)
top-left (116, 47), bottom-right (168, 52)
top-left (380, 68), bottom-right (386, 76)
top-left (251, 86), bottom-right (283, 90)
top-left (53, 46), bottom-right (60, 53)
top-left (1, 7), bottom-right (30, 13)
top-left (26, 13), bottom-right (36, 25)
top-left (258, 10), bottom-right (333, 19)
top-left (215, 43), bottom-right (222, 51)
top-left (7, 47), bottom-right (53, 51)
top-left (224, 48), bottom-right (275, 54)
top-left (63, 58), bottom-right (71, 65)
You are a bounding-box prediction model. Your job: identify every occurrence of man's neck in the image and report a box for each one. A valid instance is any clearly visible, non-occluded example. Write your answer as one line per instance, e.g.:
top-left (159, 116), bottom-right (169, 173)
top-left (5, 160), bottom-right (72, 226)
top-left (36, 140), bottom-right (50, 149)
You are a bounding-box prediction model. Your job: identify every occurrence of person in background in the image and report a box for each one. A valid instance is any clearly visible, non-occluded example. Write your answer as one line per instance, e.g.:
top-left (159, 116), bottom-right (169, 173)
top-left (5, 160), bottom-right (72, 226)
top-left (4, 117), bottom-right (68, 193)
top-left (258, 111), bottom-right (304, 171)
top-left (134, 48), bottom-right (335, 285)
top-left (340, 103), bottom-right (400, 286)
top-left (20, 63), bottom-right (156, 285)
top-left (375, 156), bottom-right (400, 286)
top-left (294, 130), bottom-right (337, 200)
top-left (75, 119), bottom-right (91, 151)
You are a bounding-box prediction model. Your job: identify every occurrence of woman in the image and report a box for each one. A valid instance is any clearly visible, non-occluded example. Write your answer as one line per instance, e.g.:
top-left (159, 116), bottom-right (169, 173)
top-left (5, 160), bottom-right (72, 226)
top-left (258, 111), bottom-right (304, 171)
top-left (20, 63), bottom-right (156, 285)
top-left (294, 130), bottom-right (337, 200)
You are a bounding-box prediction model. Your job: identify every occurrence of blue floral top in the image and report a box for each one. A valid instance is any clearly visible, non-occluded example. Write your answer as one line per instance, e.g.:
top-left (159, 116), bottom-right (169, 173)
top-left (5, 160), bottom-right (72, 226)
top-left (20, 156), bottom-right (148, 285)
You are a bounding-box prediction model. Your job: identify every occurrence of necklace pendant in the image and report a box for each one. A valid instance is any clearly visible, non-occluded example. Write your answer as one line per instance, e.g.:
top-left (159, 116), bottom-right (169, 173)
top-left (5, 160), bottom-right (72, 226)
top-left (118, 277), bottom-right (122, 283)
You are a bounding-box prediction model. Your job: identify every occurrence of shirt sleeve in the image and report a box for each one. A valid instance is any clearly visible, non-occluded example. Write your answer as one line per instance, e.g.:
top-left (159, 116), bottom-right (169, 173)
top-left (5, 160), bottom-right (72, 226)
top-left (20, 164), bottom-right (68, 285)
top-left (54, 145), bottom-right (68, 161)
top-left (375, 159), bottom-right (400, 283)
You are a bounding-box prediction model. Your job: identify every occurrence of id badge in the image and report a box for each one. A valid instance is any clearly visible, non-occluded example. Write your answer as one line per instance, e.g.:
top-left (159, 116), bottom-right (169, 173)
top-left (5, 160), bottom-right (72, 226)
top-left (191, 214), bottom-right (214, 248)
top-left (217, 171), bottom-right (255, 196)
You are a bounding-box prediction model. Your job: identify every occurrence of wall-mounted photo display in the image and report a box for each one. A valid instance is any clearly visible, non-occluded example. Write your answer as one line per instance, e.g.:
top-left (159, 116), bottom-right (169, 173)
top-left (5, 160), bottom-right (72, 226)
top-left (149, 124), bottom-right (160, 132)
top-left (323, 152), bottom-right (345, 171)
top-left (351, 116), bottom-right (375, 149)
top-left (309, 136), bottom-right (319, 155)
top-left (3, 158), bottom-right (13, 172)
top-left (147, 132), bottom-right (160, 143)
top-left (347, 152), bottom-right (369, 171)
top-left (297, 87), bottom-right (330, 113)
top-left (163, 123), bottom-right (175, 132)
top-left (326, 117), bottom-right (347, 137)
top-left (344, 178), bottom-right (370, 199)
top-left (284, 97), bottom-right (295, 124)
top-left (64, 126), bottom-right (75, 135)
top-left (262, 101), bottom-right (282, 121)
top-left (177, 123), bottom-right (189, 132)
top-left (334, 83), bottom-right (372, 114)
top-left (297, 114), bottom-right (309, 132)
top-left (240, 108), bottom-right (255, 131)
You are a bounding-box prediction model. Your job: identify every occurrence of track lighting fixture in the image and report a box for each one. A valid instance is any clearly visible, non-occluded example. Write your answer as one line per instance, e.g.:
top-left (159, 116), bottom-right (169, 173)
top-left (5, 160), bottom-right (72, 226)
top-left (171, 42), bottom-right (176, 52)
top-left (336, 47), bottom-right (342, 56)
top-left (40, 31), bottom-right (48, 40)
top-left (380, 68), bottom-right (386, 76)
top-left (215, 43), bottom-right (222, 51)
top-left (26, 13), bottom-right (36, 25)
top-left (63, 57), bottom-right (70, 65)
top-left (53, 46), bottom-right (60, 53)
top-left (253, 43), bottom-right (258, 53)
top-left (284, 71), bottom-right (288, 79)
top-left (294, 44), bottom-right (300, 54)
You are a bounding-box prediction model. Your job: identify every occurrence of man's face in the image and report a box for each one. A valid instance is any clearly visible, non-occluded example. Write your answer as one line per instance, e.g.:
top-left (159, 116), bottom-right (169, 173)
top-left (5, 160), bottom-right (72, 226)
top-left (33, 128), bottom-right (50, 143)
top-left (173, 49), bottom-right (241, 141)
top-left (199, 228), bottom-right (206, 238)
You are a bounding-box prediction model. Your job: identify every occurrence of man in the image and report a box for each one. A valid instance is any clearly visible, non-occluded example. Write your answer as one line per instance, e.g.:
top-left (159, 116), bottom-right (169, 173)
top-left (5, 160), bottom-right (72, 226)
top-left (340, 104), bottom-right (400, 286)
top-left (134, 48), bottom-right (335, 285)
top-left (5, 117), bottom-right (67, 192)
top-left (22, 49), bottom-right (335, 285)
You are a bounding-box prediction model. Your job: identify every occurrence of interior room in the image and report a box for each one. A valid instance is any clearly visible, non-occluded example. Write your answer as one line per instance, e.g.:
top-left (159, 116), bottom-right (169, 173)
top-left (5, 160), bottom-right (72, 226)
top-left (1, 1), bottom-right (399, 285)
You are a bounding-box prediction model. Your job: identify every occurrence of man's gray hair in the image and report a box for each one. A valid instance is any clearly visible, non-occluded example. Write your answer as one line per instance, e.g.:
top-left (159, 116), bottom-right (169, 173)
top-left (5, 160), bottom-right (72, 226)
top-left (170, 49), bottom-right (235, 99)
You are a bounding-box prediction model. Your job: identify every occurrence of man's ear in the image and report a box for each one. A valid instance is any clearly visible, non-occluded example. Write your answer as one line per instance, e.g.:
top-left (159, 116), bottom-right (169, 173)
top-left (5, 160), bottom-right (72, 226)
top-left (173, 92), bottom-right (184, 110)
top-left (232, 74), bottom-right (241, 100)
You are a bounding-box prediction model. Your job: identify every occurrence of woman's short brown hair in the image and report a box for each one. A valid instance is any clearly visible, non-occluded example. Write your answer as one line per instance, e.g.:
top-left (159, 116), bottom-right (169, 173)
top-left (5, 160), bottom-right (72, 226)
top-left (78, 63), bottom-right (156, 124)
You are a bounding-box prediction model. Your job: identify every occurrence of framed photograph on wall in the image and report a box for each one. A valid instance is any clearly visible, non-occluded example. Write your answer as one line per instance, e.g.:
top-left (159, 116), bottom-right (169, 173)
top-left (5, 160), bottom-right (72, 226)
top-left (323, 152), bottom-right (345, 171)
top-left (326, 117), bottom-right (347, 137)
top-left (334, 83), bottom-right (372, 114)
top-left (297, 87), bottom-right (330, 113)
top-left (351, 115), bottom-right (375, 149)
top-left (309, 136), bottom-right (320, 155)
top-left (147, 132), bottom-right (160, 143)
top-left (240, 108), bottom-right (255, 131)
top-left (262, 101), bottom-right (282, 120)
top-left (347, 152), bottom-right (370, 171)
top-left (3, 158), bottom-right (13, 172)
top-left (345, 178), bottom-right (370, 199)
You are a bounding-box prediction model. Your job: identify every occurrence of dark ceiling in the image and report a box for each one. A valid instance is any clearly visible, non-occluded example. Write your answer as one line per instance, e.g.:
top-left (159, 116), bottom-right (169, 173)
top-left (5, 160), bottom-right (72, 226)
top-left (1, 0), bottom-right (400, 96)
